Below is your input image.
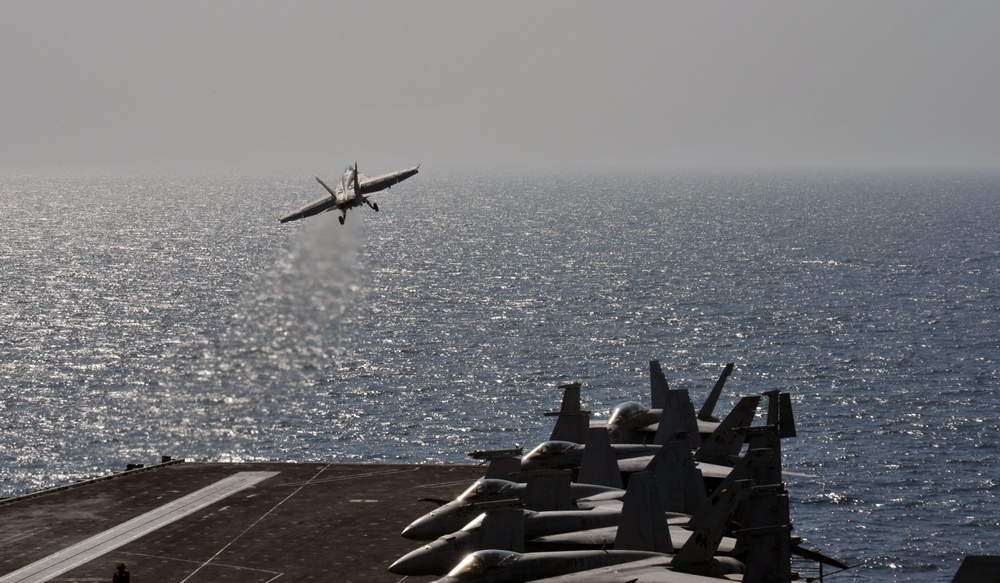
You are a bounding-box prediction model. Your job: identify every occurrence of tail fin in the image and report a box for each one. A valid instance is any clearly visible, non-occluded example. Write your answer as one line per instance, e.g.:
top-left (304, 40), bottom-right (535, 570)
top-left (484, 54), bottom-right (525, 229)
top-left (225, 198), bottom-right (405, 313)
top-left (614, 472), bottom-right (674, 553)
top-left (744, 427), bottom-right (783, 486)
top-left (644, 438), bottom-right (706, 515)
top-left (652, 389), bottom-right (702, 450)
top-left (578, 427), bottom-right (623, 489)
top-left (672, 479), bottom-right (752, 568)
top-left (692, 446), bottom-right (777, 527)
top-left (485, 457), bottom-right (522, 480)
top-left (951, 556), bottom-right (1000, 583)
top-left (734, 484), bottom-right (794, 583)
top-left (649, 360), bottom-right (669, 409)
top-left (544, 382), bottom-right (590, 444)
top-left (779, 392), bottom-right (796, 438)
top-left (698, 362), bottom-right (734, 422)
top-left (315, 175), bottom-right (338, 197)
top-left (765, 390), bottom-right (797, 438)
top-left (695, 395), bottom-right (761, 465)
top-left (467, 447), bottom-right (524, 480)
top-left (523, 470), bottom-right (575, 511)
top-left (351, 162), bottom-right (359, 191)
top-left (478, 502), bottom-right (526, 553)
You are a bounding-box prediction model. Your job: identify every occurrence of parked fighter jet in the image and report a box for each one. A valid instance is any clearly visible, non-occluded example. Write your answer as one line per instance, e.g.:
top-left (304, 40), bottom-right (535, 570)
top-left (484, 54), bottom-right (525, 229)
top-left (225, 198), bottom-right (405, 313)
top-left (390, 502), bottom-right (635, 576)
top-left (426, 475), bottom-right (751, 582)
top-left (520, 436), bottom-right (734, 482)
top-left (401, 472), bottom-right (624, 541)
top-left (278, 162), bottom-right (419, 224)
top-left (605, 362), bottom-right (738, 445)
top-left (529, 484), bottom-right (796, 583)
top-left (390, 499), bottom-right (694, 577)
top-left (390, 454), bottom-right (700, 577)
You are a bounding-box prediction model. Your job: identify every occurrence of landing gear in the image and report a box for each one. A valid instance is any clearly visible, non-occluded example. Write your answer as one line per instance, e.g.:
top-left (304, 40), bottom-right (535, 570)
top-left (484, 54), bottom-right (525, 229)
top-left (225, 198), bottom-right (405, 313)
top-left (338, 215), bottom-right (345, 225)
top-left (373, 203), bottom-right (380, 212)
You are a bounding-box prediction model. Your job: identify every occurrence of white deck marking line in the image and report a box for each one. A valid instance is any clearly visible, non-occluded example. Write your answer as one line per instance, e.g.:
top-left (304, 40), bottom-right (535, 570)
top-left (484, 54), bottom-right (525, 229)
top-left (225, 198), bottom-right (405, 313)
top-left (0, 471), bottom-right (278, 583)
top-left (417, 477), bottom-right (483, 489)
top-left (0, 526), bottom-right (50, 545)
top-left (277, 465), bottom-right (420, 487)
top-left (120, 551), bottom-right (283, 578)
top-left (178, 464), bottom-right (331, 583)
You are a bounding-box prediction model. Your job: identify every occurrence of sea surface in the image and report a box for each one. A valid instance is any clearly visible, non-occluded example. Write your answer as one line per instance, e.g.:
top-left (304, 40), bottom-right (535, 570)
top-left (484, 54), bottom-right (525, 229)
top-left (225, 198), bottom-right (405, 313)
top-left (1, 169), bottom-right (997, 581)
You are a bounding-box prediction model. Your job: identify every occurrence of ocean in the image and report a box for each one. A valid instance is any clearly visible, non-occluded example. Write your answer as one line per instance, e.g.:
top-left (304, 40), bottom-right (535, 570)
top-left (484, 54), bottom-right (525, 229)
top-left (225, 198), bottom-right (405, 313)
top-left (1, 168), bottom-right (997, 581)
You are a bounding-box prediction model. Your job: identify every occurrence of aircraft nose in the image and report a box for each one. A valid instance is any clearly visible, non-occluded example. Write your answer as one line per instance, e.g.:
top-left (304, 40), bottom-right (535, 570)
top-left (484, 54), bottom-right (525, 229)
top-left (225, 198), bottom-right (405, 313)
top-left (401, 513), bottom-right (441, 540)
top-left (519, 457), bottom-right (545, 472)
top-left (387, 545), bottom-right (440, 576)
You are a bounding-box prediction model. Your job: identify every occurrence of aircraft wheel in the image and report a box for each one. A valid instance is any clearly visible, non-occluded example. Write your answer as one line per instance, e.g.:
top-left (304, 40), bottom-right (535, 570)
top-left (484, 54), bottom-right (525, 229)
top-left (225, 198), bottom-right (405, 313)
top-left (338, 216), bottom-right (345, 225)
top-left (373, 203), bottom-right (380, 212)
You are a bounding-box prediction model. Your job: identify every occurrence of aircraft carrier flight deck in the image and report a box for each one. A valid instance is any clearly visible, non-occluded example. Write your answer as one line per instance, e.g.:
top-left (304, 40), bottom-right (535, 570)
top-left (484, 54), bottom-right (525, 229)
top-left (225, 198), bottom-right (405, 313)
top-left (0, 461), bottom-right (485, 583)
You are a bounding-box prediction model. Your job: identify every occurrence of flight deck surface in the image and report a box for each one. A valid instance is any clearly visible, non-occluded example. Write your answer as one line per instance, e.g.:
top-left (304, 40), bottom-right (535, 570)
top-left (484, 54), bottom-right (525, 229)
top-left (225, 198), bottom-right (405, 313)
top-left (0, 461), bottom-right (486, 583)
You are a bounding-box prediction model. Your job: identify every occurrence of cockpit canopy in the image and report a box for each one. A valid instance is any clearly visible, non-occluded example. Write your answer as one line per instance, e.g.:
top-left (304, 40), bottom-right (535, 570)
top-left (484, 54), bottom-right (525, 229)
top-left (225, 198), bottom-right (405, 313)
top-left (457, 479), bottom-right (519, 502)
top-left (607, 400), bottom-right (651, 427)
top-left (447, 550), bottom-right (522, 578)
top-left (460, 512), bottom-right (487, 531)
top-left (523, 440), bottom-right (579, 460)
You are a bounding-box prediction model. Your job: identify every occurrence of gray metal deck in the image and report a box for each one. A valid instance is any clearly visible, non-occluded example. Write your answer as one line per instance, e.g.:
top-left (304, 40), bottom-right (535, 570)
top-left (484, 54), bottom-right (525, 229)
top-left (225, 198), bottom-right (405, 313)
top-left (0, 462), bottom-right (486, 583)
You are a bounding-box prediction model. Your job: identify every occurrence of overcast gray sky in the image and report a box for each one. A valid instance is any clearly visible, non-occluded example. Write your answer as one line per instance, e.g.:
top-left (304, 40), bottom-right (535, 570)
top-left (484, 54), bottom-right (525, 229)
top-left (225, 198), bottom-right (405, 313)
top-left (2, 1), bottom-right (999, 173)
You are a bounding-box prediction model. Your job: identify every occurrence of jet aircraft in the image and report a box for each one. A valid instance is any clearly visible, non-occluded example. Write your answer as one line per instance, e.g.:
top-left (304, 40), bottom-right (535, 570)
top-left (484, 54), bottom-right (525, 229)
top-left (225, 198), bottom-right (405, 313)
top-left (278, 162), bottom-right (419, 224)
top-left (604, 362), bottom-right (737, 446)
top-left (389, 457), bottom-right (726, 577)
top-left (426, 474), bottom-right (751, 582)
top-left (401, 472), bottom-right (624, 541)
top-left (528, 484), bottom-right (796, 583)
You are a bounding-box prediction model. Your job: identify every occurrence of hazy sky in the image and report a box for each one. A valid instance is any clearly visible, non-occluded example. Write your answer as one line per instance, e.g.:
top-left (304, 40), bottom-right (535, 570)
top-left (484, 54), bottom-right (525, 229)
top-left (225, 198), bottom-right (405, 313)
top-left (3, 1), bottom-right (999, 173)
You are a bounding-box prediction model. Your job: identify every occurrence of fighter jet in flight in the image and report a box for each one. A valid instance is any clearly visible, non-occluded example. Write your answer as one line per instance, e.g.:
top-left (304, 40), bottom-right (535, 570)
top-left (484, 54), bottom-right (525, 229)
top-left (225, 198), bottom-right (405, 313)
top-left (279, 162), bottom-right (419, 224)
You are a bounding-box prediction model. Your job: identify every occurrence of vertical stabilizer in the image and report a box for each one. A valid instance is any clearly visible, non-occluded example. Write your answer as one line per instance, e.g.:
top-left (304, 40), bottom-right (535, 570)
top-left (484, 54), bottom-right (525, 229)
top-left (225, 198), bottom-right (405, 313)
top-left (779, 392), bottom-right (797, 438)
top-left (695, 395), bottom-right (761, 465)
top-left (645, 438), bottom-right (707, 515)
top-left (614, 472), bottom-right (674, 553)
top-left (735, 484), bottom-right (794, 583)
top-left (765, 390), bottom-right (798, 439)
top-left (649, 360), bottom-right (669, 409)
top-left (693, 446), bottom-right (776, 527)
top-left (653, 389), bottom-right (702, 449)
top-left (745, 426), bottom-right (783, 486)
top-left (479, 504), bottom-right (525, 553)
top-left (545, 382), bottom-right (591, 444)
top-left (556, 381), bottom-right (581, 413)
top-left (698, 362), bottom-right (734, 422)
top-left (673, 479), bottom-right (752, 568)
top-left (578, 427), bottom-right (624, 489)
top-left (523, 470), bottom-right (574, 511)
top-left (951, 556), bottom-right (1000, 583)
top-left (468, 447), bottom-right (524, 481)
top-left (485, 457), bottom-right (522, 480)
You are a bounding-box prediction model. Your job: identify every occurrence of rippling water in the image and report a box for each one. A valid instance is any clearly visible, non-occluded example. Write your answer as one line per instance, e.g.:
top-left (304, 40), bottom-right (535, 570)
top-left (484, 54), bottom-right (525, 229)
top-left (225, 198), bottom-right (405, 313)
top-left (1, 169), bottom-right (997, 581)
